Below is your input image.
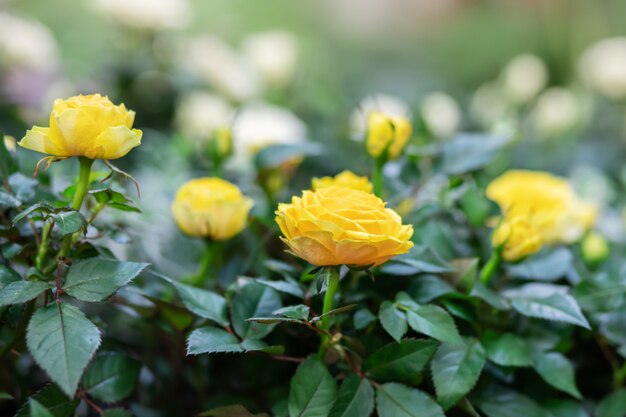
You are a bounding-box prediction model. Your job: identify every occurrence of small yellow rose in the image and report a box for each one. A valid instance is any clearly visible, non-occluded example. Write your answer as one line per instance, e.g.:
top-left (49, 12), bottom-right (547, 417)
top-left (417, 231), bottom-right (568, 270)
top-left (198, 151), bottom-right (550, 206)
top-left (486, 170), bottom-right (597, 244)
top-left (172, 177), bottom-right (253, 240)
top-left (492, 216), bottom-right (543, 261)
top-left (275, 186), bottom-right (414, 266)
top-left (19, 94), bottom-right (142, 160)
top-left (366, 111), bottom-right (412, 160)
top-left (312, 170), bottom-right (373, 193)
top-left (581, 231), bottom-right (609, 264)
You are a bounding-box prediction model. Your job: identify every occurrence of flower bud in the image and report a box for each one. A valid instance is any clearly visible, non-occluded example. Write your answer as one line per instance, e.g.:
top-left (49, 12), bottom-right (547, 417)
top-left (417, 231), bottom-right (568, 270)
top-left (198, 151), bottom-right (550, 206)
top-left (312, 170), bottom-right (373, 193)
top-left (581, 231), bottom-right (609, 265)
top-left (366, 111), bottom-right (412, 160)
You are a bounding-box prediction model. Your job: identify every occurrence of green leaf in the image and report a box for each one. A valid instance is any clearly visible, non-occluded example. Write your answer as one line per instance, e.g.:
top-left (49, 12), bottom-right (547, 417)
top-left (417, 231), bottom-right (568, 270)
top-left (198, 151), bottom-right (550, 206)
top-left (470, 282), bottom-right (509, 310)
top-left (364, 339), bottom-right (437, 384)
top-left (15, 385), bottom-right (78, 417)
top-left (596, 388), bottom-right (626, 417)
top-left (12, 203), bottom-right (54, 224)
top-left (51, 211), bottom-right (85, 236)
top-left (543, 399), bottom-right (590, 417)
top-left (82, 352), bottom-right (141, 403)
top-left (170, 280), bottom-right (228, 326)
top-left (232, 282), bottom-right (282, 340)
top-left (255, 143), bottom-right (322, 169)
top-left (379, 301), bottom-right (407, 342)
top-left (440, 133), bottom-right (512, 175)
top-left (431, 338), bottom-right (486, 409)
top-left (26, 303), bottom-right (101, 396)
top-left (89, 188), bottom-right (140, 213)
top-left (473, 385), bottom-right (549, 417)
top-left (288, 356), bottom-right (338, 417)
top-left (0, 265), bottom-right (20, 289)
top-left (256, 278), bottom-right (304, 298)
top-left (63, 258), bottom-right (149, 302)
top-left (187, 327), bottom-right (272, 354)
top-left (328, 375), bottom-right (374, 417)
top-left (0, 281), bottom-right (51, 306)
top-left (29, 399), bottom-right (54, 417)
top-left (506, 248), bottom-right (573, 281)
top-left (380, 247), bottom-right (453, 276)
top-left (0, 191), bottom-right (21, 208)
top-left (509, 292), bottom-right (590, 329)
top-left (0, 392), bottom-right (13, 400)
top-left (101, 409), bottom-right (133, 417)
top-left (404, 303), bottom-right (462, 345)
top-left (376, 383), bottom-right (444, 417)
top-left (482, 332), bottom-right (533, 367)
top-left (408, 275), bottom-right (456, 303)
top-left (532, 352), bottom-right (581, 399)
top-left (273, 304), bottom-right (310, 320)
top-left (353, 308), bottom-right (376, 330)
top-left (199, 404), bottom-right (269, 417)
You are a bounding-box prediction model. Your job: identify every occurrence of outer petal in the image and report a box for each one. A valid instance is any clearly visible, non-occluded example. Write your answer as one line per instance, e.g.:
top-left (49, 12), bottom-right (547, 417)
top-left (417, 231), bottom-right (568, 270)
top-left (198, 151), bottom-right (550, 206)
top-left (286, 235), bottom-right (338, 266)
top-left (50, 108), bottom-right (101, 156)
top-left (18, 126), bottom-right (70, 157)
top-left (89, 126), bottom-right (143, 160)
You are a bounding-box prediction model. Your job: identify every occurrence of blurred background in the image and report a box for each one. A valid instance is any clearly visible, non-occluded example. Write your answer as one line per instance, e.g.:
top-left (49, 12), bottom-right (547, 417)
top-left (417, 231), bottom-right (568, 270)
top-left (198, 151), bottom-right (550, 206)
top-left (2, 0), bottom-right (626, 285)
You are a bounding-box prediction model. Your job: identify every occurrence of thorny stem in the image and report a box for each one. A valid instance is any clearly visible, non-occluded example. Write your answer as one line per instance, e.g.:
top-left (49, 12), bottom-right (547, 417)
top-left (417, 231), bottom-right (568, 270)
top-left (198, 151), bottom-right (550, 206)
top-left (35, 221), bottom-right (54, 270)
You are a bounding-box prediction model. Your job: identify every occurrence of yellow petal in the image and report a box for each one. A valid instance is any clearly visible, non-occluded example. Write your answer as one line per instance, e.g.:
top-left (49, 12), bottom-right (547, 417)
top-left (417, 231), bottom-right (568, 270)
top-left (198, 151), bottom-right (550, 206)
top-left (88, 127), bottom-right (142, 160)
top-left (18, 126), bottom-right (70, 157)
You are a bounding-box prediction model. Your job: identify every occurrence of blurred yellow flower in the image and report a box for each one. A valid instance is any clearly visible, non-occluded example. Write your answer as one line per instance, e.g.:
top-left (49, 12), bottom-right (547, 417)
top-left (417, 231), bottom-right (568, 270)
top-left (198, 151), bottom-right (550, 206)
top-left (3, 135), bottom-right (16, 153)
top-left (172, 177), bottom-right (253, 240)
top-left (366, 111), bottom-right (412, 160)
top-left (492, 216), bottom-right (543, 261)
top-left (312, 170), bottom-right (373, 193)
top-left (486, 170), bottom-right (597, 244)
top-left (19, 94), bottom-right (142, 160)
top-left (581, 231), bottom-right (609, 264)
top-left (275, 186), bottom-right (413, 266)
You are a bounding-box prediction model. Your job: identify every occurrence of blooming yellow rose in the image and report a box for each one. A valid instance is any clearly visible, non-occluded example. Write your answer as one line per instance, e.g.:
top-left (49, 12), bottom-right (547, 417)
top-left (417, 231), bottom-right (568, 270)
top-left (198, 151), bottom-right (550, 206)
top-left (19, 94), bottom-right (142, 160)
top-left (366, 111), bottom-right (412, 160)
top-left (172, 177), bottom-right (253, 240)
top-left (492, 216), bottom-right (543, 261)
top-left (486, 170), bottom-right (597, 244)
top-left (275, 186), bottom-right (414, 266)
top-left (312, 170), bottom-right (373, 193)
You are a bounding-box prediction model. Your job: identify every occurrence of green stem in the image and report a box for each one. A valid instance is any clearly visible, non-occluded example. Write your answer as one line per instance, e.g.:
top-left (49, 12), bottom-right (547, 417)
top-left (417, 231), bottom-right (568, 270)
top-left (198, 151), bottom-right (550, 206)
top-left (58, 157), bottom-right (94, 260)
top-left (184, 240), bottom-right (216, 287)
top-left (372, 157), bottom-right (385, 197)
top-left (479, 248), bottom-right (502, 285)
top-left (35, 221), bottom-right (53, 270)
top-left (318, 266), bottom-right (341, 357)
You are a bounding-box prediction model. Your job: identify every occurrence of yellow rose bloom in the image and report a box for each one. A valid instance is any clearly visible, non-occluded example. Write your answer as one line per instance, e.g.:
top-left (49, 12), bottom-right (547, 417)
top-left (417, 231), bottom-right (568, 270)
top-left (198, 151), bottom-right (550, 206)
top-left (486, 170), bottom-right (598, 244)
top-left (19, 94), bottom-right (142, 160)
top-left (492, 216), bottom-right (543, 261)
top-left (312, 170), bottom-right (373, 193)
top-left (172, 177), bottom-right (254, 240)
top-left (275, 186), bottom-right (414, 266)
top-left (366, 111), bottom-right (412, 160)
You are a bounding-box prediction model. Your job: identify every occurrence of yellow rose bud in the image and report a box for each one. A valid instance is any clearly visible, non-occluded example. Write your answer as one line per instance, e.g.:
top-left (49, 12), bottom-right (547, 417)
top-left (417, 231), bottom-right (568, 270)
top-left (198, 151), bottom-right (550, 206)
top-left (366, 111), bottom-right (412, 160)
top-left (3, 135), bottom-right (16, 153)
top-left (312, 170), bottom-right (373, 193)
top-left (275, 186), bottom-right (414, 266)
top-left (486, 170), bottom-right (597, 244)
top-left (492, 216), bottom-right (543, 261)
top-left (214, 127), bottom-right (233, 157)
top-left (581, 231), bottom-right (609, 264)
top-left (172, 177), bottom-right (254, 240)
top-left (19, 94), bottom-right (142, 160)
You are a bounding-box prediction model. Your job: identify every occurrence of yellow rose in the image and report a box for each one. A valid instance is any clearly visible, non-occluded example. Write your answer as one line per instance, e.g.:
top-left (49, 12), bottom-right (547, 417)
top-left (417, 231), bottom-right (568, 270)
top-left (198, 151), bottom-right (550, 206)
top-left (486, 170), bottom-right (597, 244)
top-left (492, 216), bottom-right (543, 261)
top-left (172, 177), bottom-right (254, 240)
top-left (366, 111), bottom-right (412, 160)
top-left (275, 186), bottom-right (414, 266)
top-left (19, 94), bottom-right (142, 160)
top-left (312, 170), bottom-right (373, 193)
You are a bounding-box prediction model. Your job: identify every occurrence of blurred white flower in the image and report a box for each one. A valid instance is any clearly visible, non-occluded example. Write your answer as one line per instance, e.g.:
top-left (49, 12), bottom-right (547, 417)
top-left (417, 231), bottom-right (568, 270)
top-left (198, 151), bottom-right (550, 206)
top-left (531, 87), bottom-right (585, 138)
top-left (420, 92), bottom-right (461, 139)
top-left (183, 35), bottom-right (261, 102)
top-left (232, 102), bottom-right (306, 158)
top-left (175, 91), bottom-right (233, 140)
top-left (0, 13), bottom-right (58, 70)
top-left (470, 82), bottom-right (509, 129)
top-left (93, 0), bottom-right (190, 30)
top-left (579, 37), bottom-right (626, 100)
top-left (242, 30), bottom-right (298, 88)
top-left (501, 54), bottom-right (547, 104)
top-left (350, 93), bottom-right (411, 141)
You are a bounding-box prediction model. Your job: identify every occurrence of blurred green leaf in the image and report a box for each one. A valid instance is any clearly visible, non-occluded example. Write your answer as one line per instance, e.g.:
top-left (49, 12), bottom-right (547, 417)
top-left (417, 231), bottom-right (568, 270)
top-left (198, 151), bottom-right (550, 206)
top-left (255, 143), bottom-right (321, 169)
top-left (532, 352), bottom-right (581, 399)
top-left (440, 133), bottom-right (512, 175)
top-left (101, 409), bottom-right (133, 417)
top-left (26, 304), bottom-right (101, 397)
top-left (170, 280), bottom-right (228, 326)
top-left (381, 247), bottom-right (453, 276)
top-left (288, 356), bottom-right (337, 417)
top-left (0, 281), bottom-right (51, 306)
top-left (473, 385), bottom-right (549, 417)
top-left (353, 308), bottom-right (376, 330)
top-left (199, 405), bottom-right (268, 417)
top-left (0, 265), bottom-right (21, 289)
top-left (15, 384), bottom-right (78, 417)
top-left (376, 383), bottom-right (444, 417)
top-left (329, 375), bottom-right (374, 417)
top-left (364, 339), bottom-right (437, 384)
top-left (29, 399), bottom-right (54, 417)
top-left (408, 275), bottom-right (456, 304)
top-left (482, 332), bottom-right (533, 367)
top-left (543, 399), bottom-right (589, 417)
top-left (82, 352), bottom-right (141, 403)
top-left (596, 388), bottom-right (626, 417)
top-left (506, 248), bottom-right (573, 281)
top-left (508, 290), bottom-right (590, 329)
top-left (0, 191), bottom-right (21, 208)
